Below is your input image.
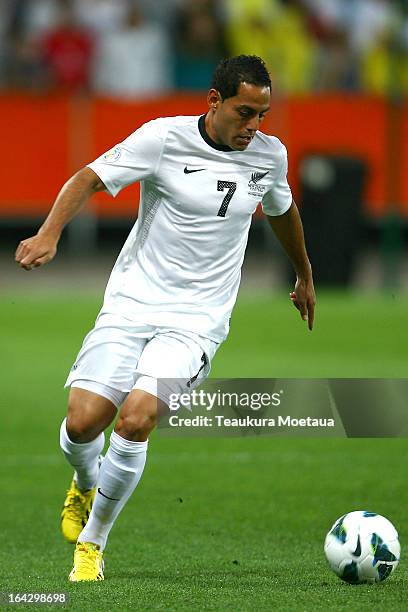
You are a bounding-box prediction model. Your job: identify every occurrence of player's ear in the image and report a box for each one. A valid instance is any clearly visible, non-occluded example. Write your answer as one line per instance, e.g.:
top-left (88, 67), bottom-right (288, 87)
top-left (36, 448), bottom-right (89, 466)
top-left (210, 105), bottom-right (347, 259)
top-left (207, 89), bottom-right (221, 110)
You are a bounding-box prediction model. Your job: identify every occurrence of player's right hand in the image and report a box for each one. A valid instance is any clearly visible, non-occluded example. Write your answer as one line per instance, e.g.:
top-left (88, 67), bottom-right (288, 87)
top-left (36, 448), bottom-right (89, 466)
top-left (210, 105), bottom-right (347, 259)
top-left (15, 234), bottom-right (58, 271)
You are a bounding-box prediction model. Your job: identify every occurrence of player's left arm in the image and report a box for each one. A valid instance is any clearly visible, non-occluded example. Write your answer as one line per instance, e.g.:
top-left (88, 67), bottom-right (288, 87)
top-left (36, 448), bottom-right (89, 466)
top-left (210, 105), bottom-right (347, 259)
top-left (266, 200), bottom-right (316, 331)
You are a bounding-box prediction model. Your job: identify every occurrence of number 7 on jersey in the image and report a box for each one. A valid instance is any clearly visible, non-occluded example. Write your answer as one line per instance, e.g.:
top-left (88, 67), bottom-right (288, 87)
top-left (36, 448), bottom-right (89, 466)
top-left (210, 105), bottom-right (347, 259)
top-left (217, 180), bottom-right (237, 217)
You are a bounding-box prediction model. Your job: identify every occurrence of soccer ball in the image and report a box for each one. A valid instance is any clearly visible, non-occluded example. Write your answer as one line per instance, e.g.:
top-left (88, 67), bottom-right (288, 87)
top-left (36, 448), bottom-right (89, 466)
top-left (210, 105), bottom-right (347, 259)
top-left (324, 511), bottom-right (400, 584)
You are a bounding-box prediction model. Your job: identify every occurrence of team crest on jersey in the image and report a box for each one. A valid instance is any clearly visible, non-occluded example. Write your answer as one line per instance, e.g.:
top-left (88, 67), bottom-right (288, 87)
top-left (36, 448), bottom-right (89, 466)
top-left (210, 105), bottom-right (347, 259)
top-left (248, 170), bottom-right (269, 196)
top-left (103, 146), bottom-right (121, 162)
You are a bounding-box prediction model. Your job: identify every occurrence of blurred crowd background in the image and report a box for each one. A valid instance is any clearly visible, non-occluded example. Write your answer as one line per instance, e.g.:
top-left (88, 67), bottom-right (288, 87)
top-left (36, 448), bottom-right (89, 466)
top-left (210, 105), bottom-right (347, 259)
top-left (1, 0), bottom-right (408, 97)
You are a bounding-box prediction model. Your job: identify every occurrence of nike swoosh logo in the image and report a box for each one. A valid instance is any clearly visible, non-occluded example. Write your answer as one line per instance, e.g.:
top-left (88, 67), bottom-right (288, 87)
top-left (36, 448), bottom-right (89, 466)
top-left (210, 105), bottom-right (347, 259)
top-left (184, 166), bottom-right (206, 174)
top-left (97, 487), bottom-right (119, 501)
top-left (352, 534), bottom-right (361, 557)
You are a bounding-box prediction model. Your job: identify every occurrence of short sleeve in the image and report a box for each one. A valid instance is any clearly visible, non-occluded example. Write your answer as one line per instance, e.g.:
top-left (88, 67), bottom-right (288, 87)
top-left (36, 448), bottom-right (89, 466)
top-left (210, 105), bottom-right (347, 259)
top-left (261, 144), bottom-right (293, 216)
top-left (87, 120), bottom-right (165, 197)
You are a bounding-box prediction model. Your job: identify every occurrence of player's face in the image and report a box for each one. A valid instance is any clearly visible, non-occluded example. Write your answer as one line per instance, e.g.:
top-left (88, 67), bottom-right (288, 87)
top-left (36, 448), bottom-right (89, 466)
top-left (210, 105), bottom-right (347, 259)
top-left (208, 82), bottom-right (271, 151)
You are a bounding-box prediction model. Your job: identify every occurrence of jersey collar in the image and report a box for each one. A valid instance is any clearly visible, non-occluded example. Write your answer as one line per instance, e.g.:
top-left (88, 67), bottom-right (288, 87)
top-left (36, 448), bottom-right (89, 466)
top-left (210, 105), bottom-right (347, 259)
top-left (198, 114), bottom-right (234, 152)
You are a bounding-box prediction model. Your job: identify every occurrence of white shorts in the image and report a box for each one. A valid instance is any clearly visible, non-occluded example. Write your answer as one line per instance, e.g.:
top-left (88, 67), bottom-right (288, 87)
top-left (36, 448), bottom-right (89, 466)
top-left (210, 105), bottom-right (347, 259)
top-left (65, 313), bottom-right (219, 408)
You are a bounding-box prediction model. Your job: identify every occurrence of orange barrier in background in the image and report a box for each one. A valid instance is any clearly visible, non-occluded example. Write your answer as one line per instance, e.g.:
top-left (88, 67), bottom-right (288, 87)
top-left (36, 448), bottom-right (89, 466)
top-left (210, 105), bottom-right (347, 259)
top-left (0, 95), bottom-right (70, 215)
top-left (283, 96), bottom-right (389, 217)
top-left (400, 104), bottom-right (408, 209)
top-left (0, 93), bottom-right (406, 218)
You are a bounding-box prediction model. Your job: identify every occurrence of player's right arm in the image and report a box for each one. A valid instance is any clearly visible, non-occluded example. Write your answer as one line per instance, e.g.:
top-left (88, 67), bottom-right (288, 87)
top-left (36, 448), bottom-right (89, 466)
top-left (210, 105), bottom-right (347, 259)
top-left (16, 118), bottom-right (165, 270)
top-left (15, 167), bottom-right (106, 271)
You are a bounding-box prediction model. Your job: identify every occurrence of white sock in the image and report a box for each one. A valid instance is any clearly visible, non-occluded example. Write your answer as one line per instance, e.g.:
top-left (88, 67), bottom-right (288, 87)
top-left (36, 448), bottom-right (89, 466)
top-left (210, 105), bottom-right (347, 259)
top-left (59, 418), bottom-right (105, 491)
top-left (78, 431), bottom-right (147, 550)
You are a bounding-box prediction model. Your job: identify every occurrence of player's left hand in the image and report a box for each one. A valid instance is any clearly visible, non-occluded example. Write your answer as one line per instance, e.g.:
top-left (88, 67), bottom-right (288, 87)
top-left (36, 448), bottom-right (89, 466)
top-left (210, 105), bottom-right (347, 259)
top-left (290, 277), bottom-right (316, 331)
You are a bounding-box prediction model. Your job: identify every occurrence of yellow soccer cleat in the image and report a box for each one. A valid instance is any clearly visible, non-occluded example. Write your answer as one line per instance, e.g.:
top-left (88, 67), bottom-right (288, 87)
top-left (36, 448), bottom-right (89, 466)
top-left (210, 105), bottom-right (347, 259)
top-left (61, 480), bottom-right (95, 544)
top-left (69, 542), bottom-right (104, 582)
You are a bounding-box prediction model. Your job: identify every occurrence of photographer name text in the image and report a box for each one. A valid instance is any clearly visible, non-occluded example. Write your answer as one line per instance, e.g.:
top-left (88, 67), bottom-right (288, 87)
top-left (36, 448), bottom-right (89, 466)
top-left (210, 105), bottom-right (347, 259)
top-left (168, 415), bottom-right (335, 428)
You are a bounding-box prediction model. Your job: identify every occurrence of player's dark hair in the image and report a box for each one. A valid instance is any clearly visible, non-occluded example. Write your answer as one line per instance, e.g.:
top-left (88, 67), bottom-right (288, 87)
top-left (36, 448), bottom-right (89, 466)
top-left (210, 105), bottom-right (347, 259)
top-left (211, 55), bottom-right (271, 100)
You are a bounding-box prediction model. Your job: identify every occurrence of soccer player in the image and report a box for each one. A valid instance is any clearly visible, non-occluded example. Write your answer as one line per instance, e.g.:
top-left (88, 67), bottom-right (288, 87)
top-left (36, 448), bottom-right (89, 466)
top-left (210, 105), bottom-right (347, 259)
top-left (15, 55), bottom-right (315, 581)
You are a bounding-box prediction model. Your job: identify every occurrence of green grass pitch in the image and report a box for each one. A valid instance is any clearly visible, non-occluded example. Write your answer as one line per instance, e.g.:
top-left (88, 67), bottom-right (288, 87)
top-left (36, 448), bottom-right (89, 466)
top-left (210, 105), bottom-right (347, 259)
top-left (0, 291), bottom-right (407, 611)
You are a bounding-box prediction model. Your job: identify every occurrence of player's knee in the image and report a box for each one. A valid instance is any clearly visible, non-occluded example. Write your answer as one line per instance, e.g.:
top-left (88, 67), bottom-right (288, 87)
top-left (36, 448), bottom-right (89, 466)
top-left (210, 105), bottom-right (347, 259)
top-left (66, 415), bottom-right (95, 443)
top-left (66, 397), bottom-right (99, 443)
top-left (115, 407), bottom-right (157, 441)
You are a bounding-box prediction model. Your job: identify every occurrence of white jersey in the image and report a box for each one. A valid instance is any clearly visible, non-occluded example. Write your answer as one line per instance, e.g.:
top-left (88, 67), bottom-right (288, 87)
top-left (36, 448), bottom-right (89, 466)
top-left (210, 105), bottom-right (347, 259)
top-left (88, 114), bottom-right (292, 343)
